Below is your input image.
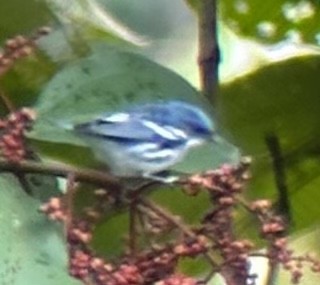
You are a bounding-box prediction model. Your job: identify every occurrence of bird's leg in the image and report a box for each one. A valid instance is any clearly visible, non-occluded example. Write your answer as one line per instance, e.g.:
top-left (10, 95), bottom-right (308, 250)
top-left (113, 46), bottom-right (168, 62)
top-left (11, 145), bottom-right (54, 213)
top-left (143, 170), bottom-right (190, 184)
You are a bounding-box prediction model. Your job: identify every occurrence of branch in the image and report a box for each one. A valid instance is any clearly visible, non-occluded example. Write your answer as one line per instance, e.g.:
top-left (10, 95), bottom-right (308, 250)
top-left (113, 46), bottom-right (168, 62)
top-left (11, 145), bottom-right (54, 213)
top-left (0, 159), bottom-right (122, 191)
top-left (197, 0), bottom-right (219, 102)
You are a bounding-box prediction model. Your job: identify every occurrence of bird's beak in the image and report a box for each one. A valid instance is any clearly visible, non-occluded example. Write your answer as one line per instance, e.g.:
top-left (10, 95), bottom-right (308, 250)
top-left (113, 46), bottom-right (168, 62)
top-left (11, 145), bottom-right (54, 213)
top-left (210, 135), bottom-right (217, 143)
top-left (208, 132), bottom-right (217, 142)
top-left (210, 133), bottom-right (223, 144)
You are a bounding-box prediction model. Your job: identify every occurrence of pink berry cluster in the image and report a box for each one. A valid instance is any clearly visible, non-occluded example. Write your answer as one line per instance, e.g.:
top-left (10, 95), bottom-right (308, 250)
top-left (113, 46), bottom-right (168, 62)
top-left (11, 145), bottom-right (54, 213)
top-left (0, 27), bottom-right (50, 76)
top-left (251, 199), bottom-right (320, 284)
top-left (187, 158), bottom-right (255, 284)
top-left (41, 192), bottom-right (207, 285)
top-left (0, 108), bottom-right (36, 161)
top-left (40, 157), bottom-right (320, 285)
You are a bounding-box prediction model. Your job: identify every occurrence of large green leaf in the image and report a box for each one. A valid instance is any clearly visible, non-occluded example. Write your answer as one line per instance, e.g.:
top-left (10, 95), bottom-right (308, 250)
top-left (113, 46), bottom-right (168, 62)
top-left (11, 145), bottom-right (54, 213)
top-left (33, 47), bottom-right (204, 127)
top-left (31, 46), bottom-right (205, 147)
top-left (218, 54), bottom-right (320, 230)
top-left (0, 174), bottom-right (80, 285)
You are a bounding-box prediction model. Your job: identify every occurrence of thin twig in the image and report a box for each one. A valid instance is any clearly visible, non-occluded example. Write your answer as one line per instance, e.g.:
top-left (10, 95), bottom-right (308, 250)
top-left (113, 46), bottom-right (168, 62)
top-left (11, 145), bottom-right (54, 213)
top-left (64, 173), bottom-right (76, 237)
top-left (0, 90), bottom-right (15, 112)
top-left (136, 207), bottom-right (153, 246)
top-left (127, 180), bottom-right (165, 254)
top-left (265, 134), bottom-right (291, 222)
top-left (139, 197), bottom-right (196, 238)
top-left (138, 197), bottom-right (219, 269)
top-left (129, 193), bottom-right (138, 255)
top-left (197, 0), bottom-right (219, 102)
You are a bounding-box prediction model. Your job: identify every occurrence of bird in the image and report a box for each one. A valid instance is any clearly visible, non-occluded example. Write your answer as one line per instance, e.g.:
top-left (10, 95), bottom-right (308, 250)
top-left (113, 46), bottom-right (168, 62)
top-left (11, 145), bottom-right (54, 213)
top-left (73, 100), bottom-right (216, 180)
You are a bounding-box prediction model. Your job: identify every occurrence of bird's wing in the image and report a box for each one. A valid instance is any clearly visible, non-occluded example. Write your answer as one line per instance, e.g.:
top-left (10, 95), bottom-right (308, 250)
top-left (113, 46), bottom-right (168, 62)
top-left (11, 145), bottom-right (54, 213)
top-left (74, 112), bottom-right (181, 142)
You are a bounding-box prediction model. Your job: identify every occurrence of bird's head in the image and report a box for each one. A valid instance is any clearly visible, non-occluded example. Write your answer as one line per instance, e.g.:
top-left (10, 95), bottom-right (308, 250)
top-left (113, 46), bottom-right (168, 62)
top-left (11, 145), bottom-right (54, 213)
top-left (162, 101), bottom-right (215, 143)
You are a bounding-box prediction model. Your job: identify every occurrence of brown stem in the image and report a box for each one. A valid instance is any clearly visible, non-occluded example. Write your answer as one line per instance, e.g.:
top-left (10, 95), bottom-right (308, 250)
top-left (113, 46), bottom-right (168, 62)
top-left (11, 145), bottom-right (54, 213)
top-left (197, 0), bottom-right (219, 103)
top-left (265, 134), bottom-right (291, 222)
top-left (0, 159), bottom-right (121, 191)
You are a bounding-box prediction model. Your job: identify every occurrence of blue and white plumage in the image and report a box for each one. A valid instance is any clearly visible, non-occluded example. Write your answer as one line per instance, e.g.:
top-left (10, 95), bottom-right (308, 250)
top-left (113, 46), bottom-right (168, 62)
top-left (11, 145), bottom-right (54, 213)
top-left (74, 101), bottom-right (216, 178)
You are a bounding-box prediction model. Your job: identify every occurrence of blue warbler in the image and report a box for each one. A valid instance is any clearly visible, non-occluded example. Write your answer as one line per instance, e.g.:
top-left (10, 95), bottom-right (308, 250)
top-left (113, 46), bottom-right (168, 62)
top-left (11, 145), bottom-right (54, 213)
top-left (74, 100), bottom-right (217, 179)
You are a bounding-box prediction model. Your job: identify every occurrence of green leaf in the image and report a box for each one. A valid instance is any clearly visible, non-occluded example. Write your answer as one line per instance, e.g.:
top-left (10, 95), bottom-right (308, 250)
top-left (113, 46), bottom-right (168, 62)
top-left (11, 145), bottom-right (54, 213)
top-left (31, 46), bottom-right (204, 145)
top-left (218, 55), bottom-right (320, 231)
top-left (0, 0), bottom-right (52, 42)
top-left (220, 0), bottom-right (320, 45)
top-left (0, 174), bottom-right (80, 285)
top-left (92, 212), bottom-right (129, 258)
top-left (0, 54), bottom-right (57, 115)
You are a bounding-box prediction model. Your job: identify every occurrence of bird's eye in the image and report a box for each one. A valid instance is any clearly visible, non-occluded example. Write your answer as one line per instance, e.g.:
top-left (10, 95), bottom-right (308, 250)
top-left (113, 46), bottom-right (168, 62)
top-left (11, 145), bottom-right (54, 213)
top-left (187, 119), bottom-right (212, 136)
